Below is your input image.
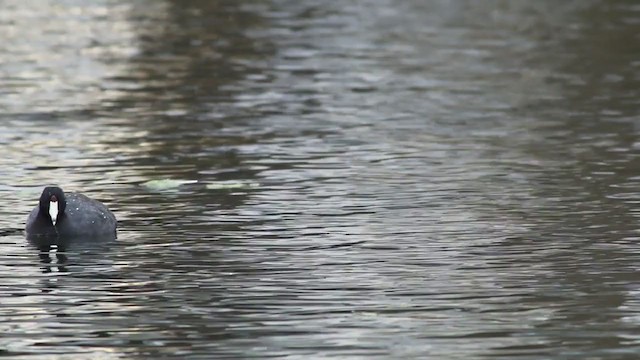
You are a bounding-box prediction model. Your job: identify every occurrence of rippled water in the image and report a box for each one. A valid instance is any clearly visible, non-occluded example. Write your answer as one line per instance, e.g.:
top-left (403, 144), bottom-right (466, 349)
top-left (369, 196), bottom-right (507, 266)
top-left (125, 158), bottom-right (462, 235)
top-left (2, 0), bottom-right (640, 358)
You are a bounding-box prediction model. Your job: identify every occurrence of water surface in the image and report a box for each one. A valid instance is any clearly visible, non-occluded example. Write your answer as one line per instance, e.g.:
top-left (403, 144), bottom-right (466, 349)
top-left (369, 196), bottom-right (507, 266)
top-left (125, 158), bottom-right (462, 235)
top-left (1, 0), bottom-right (640, 358)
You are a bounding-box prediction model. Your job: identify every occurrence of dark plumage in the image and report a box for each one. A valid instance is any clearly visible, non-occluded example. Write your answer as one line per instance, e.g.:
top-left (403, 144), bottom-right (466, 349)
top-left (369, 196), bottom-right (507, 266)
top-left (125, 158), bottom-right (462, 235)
top-left (25, 187), bottom-right (117, 247)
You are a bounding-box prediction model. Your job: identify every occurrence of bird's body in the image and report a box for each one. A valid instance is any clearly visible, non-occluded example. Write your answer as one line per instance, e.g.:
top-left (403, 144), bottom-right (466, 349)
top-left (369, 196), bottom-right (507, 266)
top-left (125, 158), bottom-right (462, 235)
top-left (25, 187), bottom-right (117, 250)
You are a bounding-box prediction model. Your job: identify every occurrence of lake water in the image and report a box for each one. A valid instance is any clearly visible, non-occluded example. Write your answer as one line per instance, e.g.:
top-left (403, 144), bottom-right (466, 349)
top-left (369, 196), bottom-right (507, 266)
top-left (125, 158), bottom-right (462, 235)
top-left (1, 0), bottom-right (640, 358)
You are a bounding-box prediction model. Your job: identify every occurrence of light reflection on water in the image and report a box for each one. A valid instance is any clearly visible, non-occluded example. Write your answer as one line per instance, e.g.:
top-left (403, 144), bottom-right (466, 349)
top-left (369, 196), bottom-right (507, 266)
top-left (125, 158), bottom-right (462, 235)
top-left (1, 0), bottom-right (640, 358)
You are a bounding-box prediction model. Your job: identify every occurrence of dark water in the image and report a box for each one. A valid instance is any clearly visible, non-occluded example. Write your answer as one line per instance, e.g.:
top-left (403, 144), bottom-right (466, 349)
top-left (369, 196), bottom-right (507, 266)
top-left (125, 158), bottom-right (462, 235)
top-left (1, 0), bottom-right (640, 358)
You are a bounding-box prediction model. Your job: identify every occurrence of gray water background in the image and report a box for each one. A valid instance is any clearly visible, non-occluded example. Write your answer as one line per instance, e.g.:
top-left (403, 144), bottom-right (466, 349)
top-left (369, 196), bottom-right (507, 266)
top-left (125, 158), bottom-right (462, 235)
top-left (1, 1), bottom-right (640, 358)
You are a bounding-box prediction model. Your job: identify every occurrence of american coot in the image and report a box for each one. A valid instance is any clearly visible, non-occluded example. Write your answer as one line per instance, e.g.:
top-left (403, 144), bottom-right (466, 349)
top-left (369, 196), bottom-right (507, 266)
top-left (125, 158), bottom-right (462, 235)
top-left (25, 187), bottom-right (117, 246)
